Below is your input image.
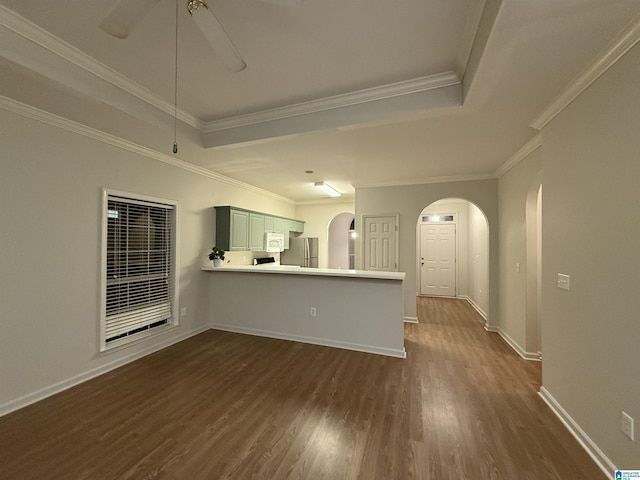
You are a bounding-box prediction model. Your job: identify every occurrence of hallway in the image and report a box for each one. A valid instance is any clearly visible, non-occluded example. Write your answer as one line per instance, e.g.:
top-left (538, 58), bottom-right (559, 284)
top-left (407, 297), bottom-right (602, 478)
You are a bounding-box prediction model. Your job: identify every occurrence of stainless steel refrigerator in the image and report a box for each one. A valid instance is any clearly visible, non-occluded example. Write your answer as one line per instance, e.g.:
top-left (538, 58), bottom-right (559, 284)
top-left (281, 237), bottom-right (319, 268)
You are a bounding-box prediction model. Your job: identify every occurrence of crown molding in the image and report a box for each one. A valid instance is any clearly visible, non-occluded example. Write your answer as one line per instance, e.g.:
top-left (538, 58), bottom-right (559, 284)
top-left (202, 72), bottom-right (460, 132)
top-left (0, 95), bottom-right (294, 204)
top-left (353, 173), bottom-right (496, 190)
top-left (495, 134), bottom-right (542, 178)
top-left (531, 12), bottom-right (640, 130)
top-left (0, 4), bottom-right (460, 138)
top-left (0, 5), bottom-right (204, 131)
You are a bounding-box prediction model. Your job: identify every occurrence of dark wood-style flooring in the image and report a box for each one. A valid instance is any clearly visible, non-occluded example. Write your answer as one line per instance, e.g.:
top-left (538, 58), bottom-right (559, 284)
top-left (0, 297), bottom-right (604, 479)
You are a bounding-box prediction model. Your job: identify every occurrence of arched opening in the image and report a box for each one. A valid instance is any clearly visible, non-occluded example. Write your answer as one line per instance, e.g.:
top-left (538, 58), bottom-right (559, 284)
top-left (416, 198), bottom-right (490, 320)
top-left (526, 181), bottom-right (543, 357)
top-left (328, 212), bottom-right (355, 269)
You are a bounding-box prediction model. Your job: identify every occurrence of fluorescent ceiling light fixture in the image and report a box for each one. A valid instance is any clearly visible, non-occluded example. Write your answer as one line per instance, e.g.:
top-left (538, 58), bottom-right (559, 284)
top-left (187, 0), bottom-right (247, 73)
top-left (314, 182), bottom-right (341, 197)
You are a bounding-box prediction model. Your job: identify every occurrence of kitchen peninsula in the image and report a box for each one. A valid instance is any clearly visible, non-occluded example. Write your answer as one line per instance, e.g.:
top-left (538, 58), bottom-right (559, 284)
top-left (202, 266), bottom-right (406, 358)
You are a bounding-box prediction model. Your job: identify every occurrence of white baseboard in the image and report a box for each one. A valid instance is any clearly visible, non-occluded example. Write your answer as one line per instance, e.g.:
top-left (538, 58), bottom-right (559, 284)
top-left (211, 323), bottom-right (407, 359)
top-left (484, 324), bottom-right (541, 361)
top-left (0, 321), bottom-right (407, 418)
top-left (459, 295), bottom-right (488, 320)
top-left (0, 325), bottom-right (209, 417)
top-left (539, 387), bottom-right (616, 477)
top-left (403, 316), bottom-right (418, 323)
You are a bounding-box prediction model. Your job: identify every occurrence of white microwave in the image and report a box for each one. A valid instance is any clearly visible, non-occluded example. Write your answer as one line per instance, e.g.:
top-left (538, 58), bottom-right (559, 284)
top-left (264, 232), bottom-right (285, 252)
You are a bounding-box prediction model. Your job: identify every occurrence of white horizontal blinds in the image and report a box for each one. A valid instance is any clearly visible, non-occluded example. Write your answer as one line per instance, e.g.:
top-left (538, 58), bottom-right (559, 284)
top-left (106, 195), bottom-right (174, 343)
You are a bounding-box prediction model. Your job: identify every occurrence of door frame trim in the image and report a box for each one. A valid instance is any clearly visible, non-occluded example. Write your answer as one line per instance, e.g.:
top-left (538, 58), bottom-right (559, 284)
top-left (419, 220), bottom-right (458, 296)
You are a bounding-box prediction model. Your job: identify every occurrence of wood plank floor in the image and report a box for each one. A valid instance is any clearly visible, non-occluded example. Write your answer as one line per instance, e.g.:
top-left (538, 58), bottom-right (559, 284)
top-left (0, 297), bottom-right (604, 479)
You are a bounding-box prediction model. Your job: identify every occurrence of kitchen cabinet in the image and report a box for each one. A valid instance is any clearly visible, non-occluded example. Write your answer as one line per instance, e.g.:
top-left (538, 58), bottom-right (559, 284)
top-left (215, 207), bottom-right (249, 251)
top-left (273, 217), bottom-right (285, 235)
top-left (249, 213), bottom-right (265, 251)
top-left (289, 220), bottom-right (304, 233)
top-left (215, 206), bottom-right (305, 252)
top-left (264, 216), bottom-right (274, 232)
top-left (283, 219), bottom-right (304, 249)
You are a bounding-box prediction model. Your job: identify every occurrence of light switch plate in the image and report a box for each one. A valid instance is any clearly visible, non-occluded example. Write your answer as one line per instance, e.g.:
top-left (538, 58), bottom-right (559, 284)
top-left (557, 273), bottom-right (570, 291)
top-left (622, 411), bottom-right (635, 441)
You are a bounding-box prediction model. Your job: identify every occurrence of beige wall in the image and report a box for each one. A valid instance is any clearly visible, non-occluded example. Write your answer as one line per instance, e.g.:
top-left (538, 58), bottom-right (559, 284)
top-left (540, 43), bottom-right (640, 468)
top-left (355, 180), bottom-right (498, 322)
top-left (0, 107), bottom-right (294, 413)
top-left (295, 202), bottom-right (355, 269)
top-left (468, 203), bottom-right (489, 315)
top-left (497, 147), bottom-right (542, 354)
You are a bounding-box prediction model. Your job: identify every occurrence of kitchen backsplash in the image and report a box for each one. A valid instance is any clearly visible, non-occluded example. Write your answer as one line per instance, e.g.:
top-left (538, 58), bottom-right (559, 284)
top-left (223, 251), bottom-right (280, 265)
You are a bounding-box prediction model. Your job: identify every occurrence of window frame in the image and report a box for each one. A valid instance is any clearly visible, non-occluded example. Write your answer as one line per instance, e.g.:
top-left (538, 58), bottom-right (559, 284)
top-left (100, 188), bottom-right (180, 351)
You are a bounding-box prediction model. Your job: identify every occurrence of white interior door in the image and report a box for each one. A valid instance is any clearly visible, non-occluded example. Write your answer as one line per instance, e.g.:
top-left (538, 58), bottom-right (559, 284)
top-left (420, 223), bottom-right (456, 296)
top-left (363, 215), bottom-right (398, 271)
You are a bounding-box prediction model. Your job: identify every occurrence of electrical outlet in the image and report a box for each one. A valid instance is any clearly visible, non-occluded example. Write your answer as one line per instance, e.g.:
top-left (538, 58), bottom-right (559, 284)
top-left (310, 307), bottom-right (317, 317)
top-left (180, 307), bottom-right (187, 317)
top-left (622, 411), bottom-right (635, 440)
top-left (516, 262), bottom-right (520, 273)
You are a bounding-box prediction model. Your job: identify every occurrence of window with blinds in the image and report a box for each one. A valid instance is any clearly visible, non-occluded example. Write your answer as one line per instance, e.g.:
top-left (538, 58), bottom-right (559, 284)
top-left (101, 190), bottom-right (178, 349)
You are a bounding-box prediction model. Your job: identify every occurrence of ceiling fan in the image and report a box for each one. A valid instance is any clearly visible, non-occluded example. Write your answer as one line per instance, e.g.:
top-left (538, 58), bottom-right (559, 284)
top-left (99, 0), bottom-right (247, 72)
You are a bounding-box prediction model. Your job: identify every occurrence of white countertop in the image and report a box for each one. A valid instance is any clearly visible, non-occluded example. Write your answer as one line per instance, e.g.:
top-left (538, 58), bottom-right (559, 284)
top-left (202, 264), bottom-right (405, 281)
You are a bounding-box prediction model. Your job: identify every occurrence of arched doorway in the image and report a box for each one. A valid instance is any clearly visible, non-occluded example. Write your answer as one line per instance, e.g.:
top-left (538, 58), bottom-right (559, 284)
top-left (328, 212), bottom-right (355, 269)
top-left (416, 198), bottom-right (490, 320)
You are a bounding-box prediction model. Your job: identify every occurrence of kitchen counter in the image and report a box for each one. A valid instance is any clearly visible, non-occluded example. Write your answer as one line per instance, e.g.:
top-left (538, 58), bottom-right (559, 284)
top-left (202, 264), bottom-right (406, 358)
top-left (201, 264), bottom-right (405, 281)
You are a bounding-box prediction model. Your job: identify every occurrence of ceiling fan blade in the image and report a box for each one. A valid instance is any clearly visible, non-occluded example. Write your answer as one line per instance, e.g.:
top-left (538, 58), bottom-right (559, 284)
top-left (99, 0), bottom-right (161, 39)
top-left (189, 2), bottom-right (247, 72)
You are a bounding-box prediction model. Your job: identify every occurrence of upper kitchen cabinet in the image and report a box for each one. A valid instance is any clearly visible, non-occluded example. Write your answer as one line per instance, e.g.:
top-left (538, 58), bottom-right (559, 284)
top-left (283, 219), bottom-right (304, 249)
top-left (264, 215), bottom-right (274, 233)
top-left (272, 217), bottom-right (285, 235)
top-left (215, 207), bottom-right (249, 251)
top-left (249, 213), bottom-right (265, 251)
top-left (288, 220), bottom-right (304, 234)
top-left (215, 206), bottom-right (305, 252)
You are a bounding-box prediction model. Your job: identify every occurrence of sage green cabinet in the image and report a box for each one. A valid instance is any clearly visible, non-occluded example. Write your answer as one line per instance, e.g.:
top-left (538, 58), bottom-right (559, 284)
top-left (289, 220), bottom-right (304, 233)
top-left (249, 213), bottom-right (265, 251)
top-left (215, 206), bottom-right (305, 252)
top-left (283, 219), bottom-right (304, 249)
top-left (230, 211), bottom-right (250, 250)
top-left (264, 215), bottom-right (274, 232)
top-left (215, 207), bottom-right (249, 251)
top-left (273, 217), bottom-right (285, 235)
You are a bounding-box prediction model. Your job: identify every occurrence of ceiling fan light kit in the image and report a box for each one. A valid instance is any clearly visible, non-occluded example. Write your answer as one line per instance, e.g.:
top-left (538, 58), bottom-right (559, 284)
top-left (187, 0), bottom-right (247, 73)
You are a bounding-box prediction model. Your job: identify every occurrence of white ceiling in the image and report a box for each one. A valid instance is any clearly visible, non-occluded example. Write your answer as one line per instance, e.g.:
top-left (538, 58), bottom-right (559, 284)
top-left (0, 0), bottom-right (639, 202)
